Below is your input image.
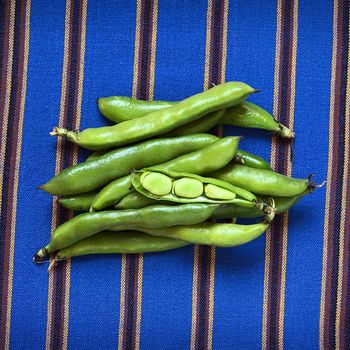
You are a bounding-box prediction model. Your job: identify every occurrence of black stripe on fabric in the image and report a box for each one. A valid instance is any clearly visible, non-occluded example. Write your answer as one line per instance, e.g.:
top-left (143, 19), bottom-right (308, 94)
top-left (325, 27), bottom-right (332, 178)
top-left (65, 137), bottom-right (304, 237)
top-left (0, 0), bottom-right (6, 92)
top-left (345, 241), bottom-right (350, 348)
top-left (267, 0), bottom-right (295, 347)
top-left (51, 0), bottom-right (82, 348)
top-left (328, 0), bottom-right (349, 346)
top-left (194, 1), bottom-right (226, 348)
top-left (122, 0), bottom-right (155, 347)
top-left (125, 255), bottom-right (137, 350)
top-left (197, 247), bottom-right (210, 350)
top-left (53, 265), bottom-right (65, 350)
top-left (210, 0), bottom-right (224, 86)
top-left (63, 0), bottom-right (80, 170)
top-left (0, 0), bottom-right (22, 321)
top-left (138, 0), bottom-right (152, 100)
top-left (268, 215), bottom-right (283, 348)
top-left (276, 0), bottom-right (292, 171)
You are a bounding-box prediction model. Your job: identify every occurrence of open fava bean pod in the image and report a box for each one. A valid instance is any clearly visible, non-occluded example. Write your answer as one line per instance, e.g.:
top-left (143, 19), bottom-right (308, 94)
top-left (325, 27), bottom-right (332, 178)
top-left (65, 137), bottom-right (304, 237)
top-left (130, 169), bottom-right (257, 206)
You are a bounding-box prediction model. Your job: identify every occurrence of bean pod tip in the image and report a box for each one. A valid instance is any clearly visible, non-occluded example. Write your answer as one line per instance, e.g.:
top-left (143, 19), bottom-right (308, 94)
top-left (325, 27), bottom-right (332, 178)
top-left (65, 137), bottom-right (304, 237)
top-left (50, 127), bottom-right (79, 143)
top-left (277, 122), bottom-right (295, 138)
top-left (50, 127), bottom-right (65, 137)
top-left (32, 248), bottom-right (49, 264)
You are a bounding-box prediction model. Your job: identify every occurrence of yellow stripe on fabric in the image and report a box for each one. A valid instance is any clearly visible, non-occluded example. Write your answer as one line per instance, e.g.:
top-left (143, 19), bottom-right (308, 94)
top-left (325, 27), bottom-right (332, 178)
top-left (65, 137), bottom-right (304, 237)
top-left (192, 0), bottom-right (215, 345)
top-left (261, 227), bottom-right (272, 349)
top-left (62, 262), bottom-right (72, 350)
top-left (135, 255), bottom-right (144, 350)
top-left (278, 2), bottom-right (298, 346)
top-left (118, 1), bottom-right (159, 348)
top-left (118, 256), bottom-right (144, 350)
top-left (45, 0), bottom-right (71, 346)
top-left (191, 0), bottom-right (229, 348)
top-left (190, 245), bottom-right (200, 350)
top-left (203, 0), bottom-right (213, 92)
top-left (148, 0), bottom-right (158, 100)
top-left (220, 0), bottom-right (229, 84)
top-left (207, 246), bottom-right (216, 350)
top-left (335, 6), bottom-right (350, 349)
top-left (45, 1), bottom-right (87, 349)
top-left (131, 0), bottom-right (142, 99)
top-left (261, 0), bottom-right (282, 347)
top-left (4, 1), bottom-right (31, 349)
top-left (117, 256), bottom-right (126, 350)
top-left (0, 0), bottom-right (16, 215)
top-left (119, 0), bottom-right (142, 344)
top-left (76, 0), bottom-right (88, 133)
top-left (262, 0), bottom-right (299, 348)
top-left (319, 1), bottom-right (338, 348)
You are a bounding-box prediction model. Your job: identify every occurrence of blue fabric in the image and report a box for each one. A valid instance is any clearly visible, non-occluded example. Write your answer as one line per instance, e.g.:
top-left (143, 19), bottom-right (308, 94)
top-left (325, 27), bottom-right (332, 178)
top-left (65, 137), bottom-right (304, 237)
top-left (2, 0), bottom-right (340, 349)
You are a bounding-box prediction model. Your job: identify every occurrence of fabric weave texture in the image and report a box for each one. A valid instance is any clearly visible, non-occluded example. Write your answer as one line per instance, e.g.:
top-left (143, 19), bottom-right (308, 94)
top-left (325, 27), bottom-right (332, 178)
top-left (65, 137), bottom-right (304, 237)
top-left (0, 0), bottom-right (347, 349)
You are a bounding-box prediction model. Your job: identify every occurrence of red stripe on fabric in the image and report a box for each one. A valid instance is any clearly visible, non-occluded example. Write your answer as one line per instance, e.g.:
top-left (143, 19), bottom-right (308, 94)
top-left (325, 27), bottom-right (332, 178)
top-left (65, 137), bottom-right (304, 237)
top-left (48, 0), bottom-right (85, 349)
top-left (193, 1), bottom-right (226, 349)
top-left (120, 1), bottom-right (157, 348)
top-left (0, 0), bottom-right (11, 134)
top-left (0, 0), bottom-right (28, 347)
top-left (322, 0), bottom-right (349, 348)
top-left (340, 197), bottom-right (350, 348)
top-left (265, 0), bottom-right (296, 348)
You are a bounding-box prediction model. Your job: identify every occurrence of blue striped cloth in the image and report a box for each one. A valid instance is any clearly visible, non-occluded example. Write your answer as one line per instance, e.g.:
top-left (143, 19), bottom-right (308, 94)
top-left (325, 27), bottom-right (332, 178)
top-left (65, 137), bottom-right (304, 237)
top-left (1, 0), bottom-right (348, 349)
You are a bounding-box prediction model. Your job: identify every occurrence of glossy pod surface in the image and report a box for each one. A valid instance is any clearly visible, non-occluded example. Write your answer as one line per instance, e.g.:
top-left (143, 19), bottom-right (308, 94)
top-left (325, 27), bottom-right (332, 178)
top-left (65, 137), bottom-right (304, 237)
top-left (211, 193), bottom-right (306, 218)
top-left (86, 151), bottom-right (105, 162)
top-left (97, 96), bottom-right (293, 138)
top-left (40, 134), bottom-right (218, 196)
top-left (54, 82), bottom-right (256, 150)
top-left (132, 221), bottom-right (270, 247)
top-left (86, 146), bottom-right (268, 170)
top-left (98, 96), bottom-right (175, 123)
top-left (116, 191), bottom-right (168, 210)
top-left (56, 231), bottom-right (187, 258)
top-left (210, 164), bottom-right (310, 197)
top-left (164, 109), bottom-right (225, 136)
top-left (222, 102), bottom-right (293, 137)
top-left (116, 191), bottom-right (306, 218)
top-left (91, 136), bottom-right (240, 211)
top-left (33, 203), bottom-right (218, 260)
top-left (234, 149), bottom-right (272, 170)
top-left (58, 192), bottom-right (97, 212)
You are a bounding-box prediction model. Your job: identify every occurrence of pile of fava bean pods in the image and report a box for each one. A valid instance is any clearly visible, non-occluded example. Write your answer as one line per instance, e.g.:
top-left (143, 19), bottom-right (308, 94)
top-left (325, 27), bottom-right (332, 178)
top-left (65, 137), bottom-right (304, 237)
top-left (33, 82), bottom-right (321, 269)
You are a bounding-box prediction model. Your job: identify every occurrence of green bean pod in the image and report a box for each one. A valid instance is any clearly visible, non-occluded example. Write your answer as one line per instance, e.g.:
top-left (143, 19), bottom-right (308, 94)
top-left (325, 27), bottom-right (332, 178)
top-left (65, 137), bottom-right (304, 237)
top-left (33, 203), bottom-right (218, 262)
top-left (131, 169), bottom-right (256, 204)
top-left (222, 102), bottom-right (294, 138)
top-left (56, 231), bottom-right (188, 259)
top-left (132, 220), bottom-right (272, 248)
top-left (86, 151), bottom-right (105, 162)
top-left (52, 82), bottom-right (256, 150)
top-left (97, 107), bottom-right (223, 138)
top-left (58, 192), bottom-right (98, 212)
top-left (116, 192), bottom-right (168, 210)
top-left (86, 146), bottom-right (263, 169)
top-left (97, 96), bottom-right (293, 138)
top-left (98, 96), bottom-right (174, 123)
top-left (86, 110), bottom-right (225, 162)
top-left (164, 109), bottom-right (225, 136)
top-left (116, 191), bottom-right (306, 218)
top-left (211, 193), bottom-right (306, 219)
top-left (40, 134), bottom-right (218, 196)
top-left (210, 164), bottom-right (312, 197)
top-left (233, 149), bottom-right (272, 170)
top-left (90, 136), bottom-right (240, 211)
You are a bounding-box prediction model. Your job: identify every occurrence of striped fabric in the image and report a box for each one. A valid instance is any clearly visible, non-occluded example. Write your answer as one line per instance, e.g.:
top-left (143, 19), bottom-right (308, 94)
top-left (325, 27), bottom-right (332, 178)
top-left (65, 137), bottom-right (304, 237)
top-left (0, 0), bottom-right (347, 349)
